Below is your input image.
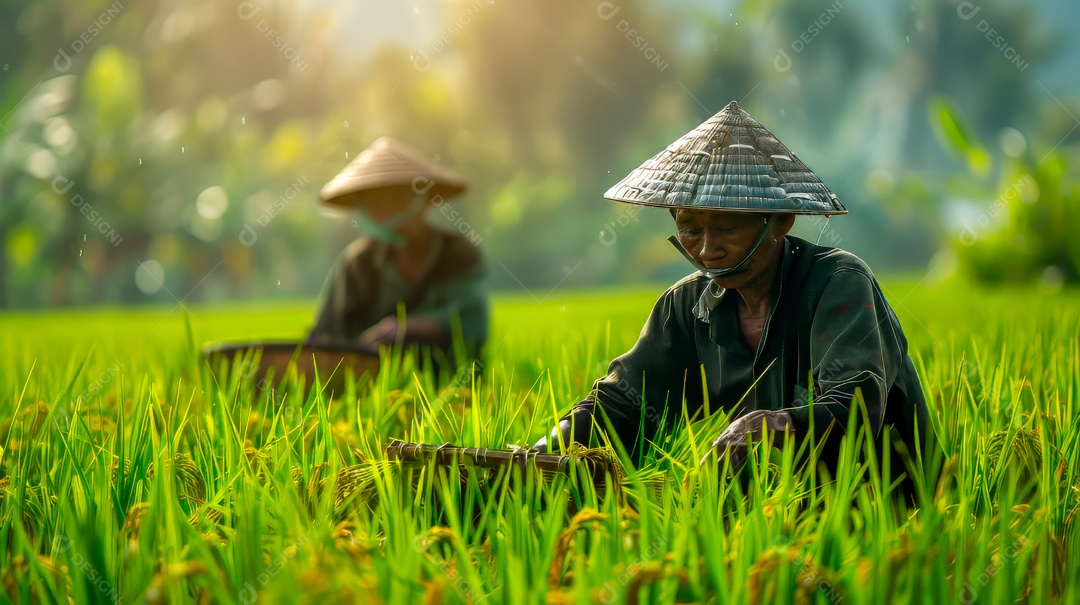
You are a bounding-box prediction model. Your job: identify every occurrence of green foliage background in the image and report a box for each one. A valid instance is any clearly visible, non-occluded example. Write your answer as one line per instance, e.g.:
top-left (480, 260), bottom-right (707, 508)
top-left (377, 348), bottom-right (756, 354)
top-left (1, 0), bottom-right (1078, 309)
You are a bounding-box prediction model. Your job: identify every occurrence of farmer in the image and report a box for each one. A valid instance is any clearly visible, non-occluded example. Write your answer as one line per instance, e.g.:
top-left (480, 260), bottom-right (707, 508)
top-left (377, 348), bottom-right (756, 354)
top-left (533, 102), bottom-right (931, 488)
top-left (306, 136), bottom-right (489, 367)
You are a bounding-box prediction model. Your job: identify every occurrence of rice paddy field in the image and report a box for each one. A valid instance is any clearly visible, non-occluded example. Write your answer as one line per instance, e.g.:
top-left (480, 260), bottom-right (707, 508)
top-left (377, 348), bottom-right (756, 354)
top-left (0, 279), bottom-right (1078, 604)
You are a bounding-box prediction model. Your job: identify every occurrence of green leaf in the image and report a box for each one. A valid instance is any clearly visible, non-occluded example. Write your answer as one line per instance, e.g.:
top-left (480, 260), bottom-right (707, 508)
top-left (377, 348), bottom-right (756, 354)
top-left (81, 45), bottom-right (142, 132)
top-left (928, 95), bottom-right (992, 177)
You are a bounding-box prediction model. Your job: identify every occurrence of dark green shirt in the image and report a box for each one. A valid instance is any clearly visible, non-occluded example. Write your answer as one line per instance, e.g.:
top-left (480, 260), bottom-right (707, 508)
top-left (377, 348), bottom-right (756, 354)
top-left (569, 236), bottom-right (929, 470)
top-left (308, 229), bottom-right (489, 359)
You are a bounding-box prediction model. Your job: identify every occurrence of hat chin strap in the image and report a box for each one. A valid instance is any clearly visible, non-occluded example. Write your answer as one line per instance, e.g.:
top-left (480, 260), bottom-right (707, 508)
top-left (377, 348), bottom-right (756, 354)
top-left (354, 193), bottom-right (427, 246)
top-left (667, 216), bottom-right (772, 278)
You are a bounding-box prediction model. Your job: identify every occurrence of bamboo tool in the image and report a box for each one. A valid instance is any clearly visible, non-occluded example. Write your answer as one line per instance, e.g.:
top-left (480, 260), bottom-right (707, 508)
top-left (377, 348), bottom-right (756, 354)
top-left (386, 439), bottom-right (571, 475)
top-left (202, 340), bottom-right (381, 393)
top-left (384, 439), bottom-right (640, 494)
top-left (384, 440), bottom-right (672, 512)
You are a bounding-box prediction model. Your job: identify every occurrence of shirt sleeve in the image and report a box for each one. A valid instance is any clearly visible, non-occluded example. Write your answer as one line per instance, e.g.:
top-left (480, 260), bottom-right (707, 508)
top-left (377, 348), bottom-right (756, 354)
top-left (307, 245), bottom-right (373, 343)
top-left (567, 286), bottom-right (699, 455)
top-left (783, 267), bottom-right (903, 457)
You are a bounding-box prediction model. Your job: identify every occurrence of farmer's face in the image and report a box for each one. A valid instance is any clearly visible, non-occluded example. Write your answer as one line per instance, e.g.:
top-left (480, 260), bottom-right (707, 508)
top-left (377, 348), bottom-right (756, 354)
top-left (674, 210), bottom-right (791, 288)
top-left (348, 185), bottom-right (417, 223)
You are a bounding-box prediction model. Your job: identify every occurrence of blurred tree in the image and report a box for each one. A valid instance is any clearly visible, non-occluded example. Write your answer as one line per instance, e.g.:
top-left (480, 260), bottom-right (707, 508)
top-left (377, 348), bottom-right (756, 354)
top-left (1, 0), bottom-right (350, 307)
top-left (0, 0), bottom-right (1077, 309)
top-left (894, 0), bottom-right (1058, 171)
top-left (438, 0), bottom-right (680, 286)
top-left (935, 97), bottom-right (1080, 285)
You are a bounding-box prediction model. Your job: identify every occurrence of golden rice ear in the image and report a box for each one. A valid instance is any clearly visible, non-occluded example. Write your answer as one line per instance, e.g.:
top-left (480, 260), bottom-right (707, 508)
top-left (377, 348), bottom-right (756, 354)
top-left (1061, 485), bottom-right (1080, 537)
top-left (984, 428), bottom-right (1042, 480)
top-left (333, 460), bottom-right (391, 517)
top-left (1, 554), bottom-right (73, 603)
top-left (121, 502), bottom-right (151, 547)
top-left (292, 462), bottom-right (329, 516)
top-left (548, 508), bottom-right (612, 588)
top-left (604, 101), bottom-right (846, 215)
top-left (566, 444), bottom-right (625, 490)
top-left (148, 453), bottom-right (215, 525)
top-left (981, 428), bottom-right (1043, 507)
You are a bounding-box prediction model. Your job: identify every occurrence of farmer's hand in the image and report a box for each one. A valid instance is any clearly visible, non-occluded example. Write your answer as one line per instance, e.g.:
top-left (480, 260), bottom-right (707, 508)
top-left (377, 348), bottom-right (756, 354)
top-left (359, 316), bottom-right (400, 347)
top-left (701, 410), bottom-right (794, 473)
top-left (529, 415), bottom-right (592, 453)
top-left (305, 332), bottom-right (333, 346)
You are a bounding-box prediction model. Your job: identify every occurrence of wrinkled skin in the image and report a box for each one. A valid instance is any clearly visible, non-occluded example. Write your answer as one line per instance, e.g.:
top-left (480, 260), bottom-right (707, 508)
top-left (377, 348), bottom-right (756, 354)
top-left (703, 409), bottom-right (795, 473)
top-left (673, 210), bottom-right (789, 294)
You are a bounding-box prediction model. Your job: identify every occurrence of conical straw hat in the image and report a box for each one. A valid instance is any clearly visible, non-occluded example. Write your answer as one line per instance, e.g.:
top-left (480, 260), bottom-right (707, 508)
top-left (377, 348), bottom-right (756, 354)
top-left (603, 101), bottom-right (846, 215)
top-left (320, 136), bottom-right (467, 207)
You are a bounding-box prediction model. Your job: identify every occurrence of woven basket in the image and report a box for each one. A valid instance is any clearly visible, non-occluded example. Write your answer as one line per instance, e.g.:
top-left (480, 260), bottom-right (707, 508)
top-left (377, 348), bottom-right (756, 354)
top-left (202, 340), bottom-right (381, 393)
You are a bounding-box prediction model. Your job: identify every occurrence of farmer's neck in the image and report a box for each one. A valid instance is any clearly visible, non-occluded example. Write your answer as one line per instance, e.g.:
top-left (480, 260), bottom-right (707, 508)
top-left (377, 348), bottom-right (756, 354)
top-left (723, 242), bottom-right (784, 319)
top-left (393, 221), bottom-right (437, 279)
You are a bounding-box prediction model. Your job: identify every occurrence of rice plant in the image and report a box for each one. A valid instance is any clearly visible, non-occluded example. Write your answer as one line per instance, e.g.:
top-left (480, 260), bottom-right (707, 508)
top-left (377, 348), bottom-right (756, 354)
top-left (0, 282), bottom-right (1076, 603)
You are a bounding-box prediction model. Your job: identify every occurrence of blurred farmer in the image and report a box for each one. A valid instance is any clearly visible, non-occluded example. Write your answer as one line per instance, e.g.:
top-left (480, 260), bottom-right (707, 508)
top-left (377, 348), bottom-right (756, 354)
top-left (534, 102), bottom-right (930, 488)
top-left (307, 137), bottom-right (488, 366)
